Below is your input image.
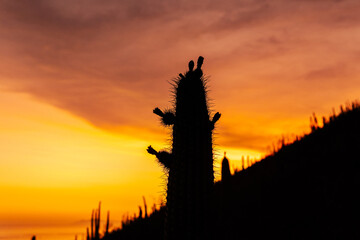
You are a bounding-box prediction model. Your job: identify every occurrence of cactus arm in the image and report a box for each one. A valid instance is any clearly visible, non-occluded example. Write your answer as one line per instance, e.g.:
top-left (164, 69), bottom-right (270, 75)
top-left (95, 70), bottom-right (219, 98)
top-left (189, 60), bottom-right (194, 71)
top-left (147, 145), bottom-right (158, 155)
top-left (185, 60), bottom-right (195, 77)
top-left (197, 56), bottom-right (204, 69)
top-left (212, 112), bottom-right (221, 123)
top-left (193, 56), bottom-right (204, 77)
top-left (153, 107), bottom-right (164, 117)
top-left (147, 145), bottom-right (172, 169)
top-left (153, 108), bottom-right (175, 125)
top-left (210, 112), bottom-right (221, 130)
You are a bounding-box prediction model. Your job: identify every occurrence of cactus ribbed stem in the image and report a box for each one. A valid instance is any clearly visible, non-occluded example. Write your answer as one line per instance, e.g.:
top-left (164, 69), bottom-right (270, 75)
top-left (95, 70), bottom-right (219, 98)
top-left (148, 56), bottom-right (220, 240)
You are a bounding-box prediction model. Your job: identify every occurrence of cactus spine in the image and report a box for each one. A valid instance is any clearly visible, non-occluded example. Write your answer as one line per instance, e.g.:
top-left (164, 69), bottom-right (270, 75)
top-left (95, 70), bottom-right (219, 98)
top-left (147, 56), bottom-right (221, 240)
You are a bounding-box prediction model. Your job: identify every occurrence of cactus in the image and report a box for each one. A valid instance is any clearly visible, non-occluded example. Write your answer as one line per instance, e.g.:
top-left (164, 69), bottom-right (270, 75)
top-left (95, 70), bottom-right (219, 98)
top-left (138, 206), bottom-right (143, 219)
top-left (147, 56), bottom-right (220, 239)
top-left (143, 196), bottom-right (148, 219)
top-left (242, 156), bottom-right (245, 170)
top-left (221, 152), bottom-right (231, 182)
top-left (91, 210), bottom-right (94, 240)
top-left (94, 202), bottom-right (101, 240)
top-left (105, 211), bottom-right (110, 237)
top-left (88, 202), bottom-right (101, 240)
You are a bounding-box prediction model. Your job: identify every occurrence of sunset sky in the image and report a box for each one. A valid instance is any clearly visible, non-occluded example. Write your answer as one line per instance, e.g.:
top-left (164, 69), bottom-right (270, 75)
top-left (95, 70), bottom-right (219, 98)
top-left (1, 0), bottom-right (360, 239)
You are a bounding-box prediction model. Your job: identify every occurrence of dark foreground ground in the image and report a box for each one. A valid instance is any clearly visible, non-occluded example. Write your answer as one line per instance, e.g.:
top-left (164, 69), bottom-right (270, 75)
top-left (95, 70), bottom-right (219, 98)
top-left (103, 103), bottom-right (360, 240)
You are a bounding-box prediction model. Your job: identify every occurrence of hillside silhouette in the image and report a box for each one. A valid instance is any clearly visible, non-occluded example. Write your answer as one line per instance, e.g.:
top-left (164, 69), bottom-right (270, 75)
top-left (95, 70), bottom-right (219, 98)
top-left (215, 102), bottom-right (360, 239)
top-left (97, 101), bottom-right (360, 240)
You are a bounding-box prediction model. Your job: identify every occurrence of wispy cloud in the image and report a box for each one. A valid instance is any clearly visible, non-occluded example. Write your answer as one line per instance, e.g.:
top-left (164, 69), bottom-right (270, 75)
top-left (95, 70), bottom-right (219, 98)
top-left (1, 0), bottom-right (360, 150)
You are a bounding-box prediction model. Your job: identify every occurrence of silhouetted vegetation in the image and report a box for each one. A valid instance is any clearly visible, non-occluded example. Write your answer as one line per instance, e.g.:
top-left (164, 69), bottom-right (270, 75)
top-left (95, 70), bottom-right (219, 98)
top-left (82, 55), bottom-right (360, 239)
top-left (99, 101), bottom-right (360, 239)
top-left (221, 152), bottom-right (231, 182)
top-left (214, 101), bottom-right (360, 239)
top-left (102, 200), bottom-right (165, 240)
top-left (86, 202), bottom-right (110, 240)
top-left (147, 56), bottom-right (220, 239)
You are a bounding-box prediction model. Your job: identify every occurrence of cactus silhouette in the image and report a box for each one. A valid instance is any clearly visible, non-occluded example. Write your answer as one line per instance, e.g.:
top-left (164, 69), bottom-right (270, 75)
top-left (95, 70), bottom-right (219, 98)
top-left (147, 56), bottom-right (220, 240)
top-left (143, 196), bottom-right (148, 219)
top-left (221, 152), bottom-right (231, 182)
top-left (105, 211), bottom-right (110, 237)
top-left (87, 202), bottom-right (101, 240)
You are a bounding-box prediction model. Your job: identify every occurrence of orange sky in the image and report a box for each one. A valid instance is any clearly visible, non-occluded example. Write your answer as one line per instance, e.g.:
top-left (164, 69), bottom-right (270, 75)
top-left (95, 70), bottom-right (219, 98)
top-left (1, 0), bottom-right (360, 238)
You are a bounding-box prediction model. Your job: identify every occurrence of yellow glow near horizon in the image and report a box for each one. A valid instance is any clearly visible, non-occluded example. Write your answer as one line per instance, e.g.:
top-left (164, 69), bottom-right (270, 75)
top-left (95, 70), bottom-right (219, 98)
top-left (0, 88), bottom-right (273, 230)
top-left (0, 90), bottom-right (166, 226)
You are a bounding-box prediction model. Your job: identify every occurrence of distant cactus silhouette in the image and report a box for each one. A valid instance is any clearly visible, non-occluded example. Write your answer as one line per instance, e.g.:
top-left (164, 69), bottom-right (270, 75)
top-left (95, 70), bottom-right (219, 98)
top-left (86, 228), bottom-right (90, 240)
top-left (221, 152), bottom-right (231, 182)
top-left (143, 196), bottom-right (148, 219)
top-left (105, 211), bottom-right (110, 237)
top-left (86, 202), bottom-right (101, 240)
top-left (138, 206), bottom-right (143, 219)
top-left (147, 56), bottom-right (220, 239)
